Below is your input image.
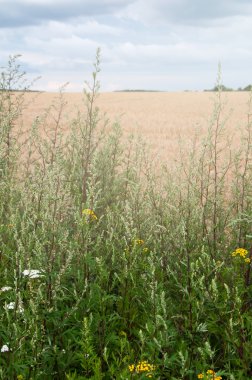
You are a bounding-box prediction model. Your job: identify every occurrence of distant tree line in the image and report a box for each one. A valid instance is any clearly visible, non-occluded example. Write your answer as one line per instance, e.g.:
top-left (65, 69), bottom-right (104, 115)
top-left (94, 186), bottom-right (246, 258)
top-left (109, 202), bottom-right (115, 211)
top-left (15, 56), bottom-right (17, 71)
top-left (205, 84), bottom-right (252, 92)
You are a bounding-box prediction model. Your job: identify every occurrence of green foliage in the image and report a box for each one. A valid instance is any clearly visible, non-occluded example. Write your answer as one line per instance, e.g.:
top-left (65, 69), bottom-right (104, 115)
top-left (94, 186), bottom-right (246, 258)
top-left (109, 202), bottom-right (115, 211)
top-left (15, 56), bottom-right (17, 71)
top-left (211, 84), bottom-right (233, 92)
top-left (1, 54), bottom-right (252, 380)
top-left (240, 85), bottom-right (252, 91)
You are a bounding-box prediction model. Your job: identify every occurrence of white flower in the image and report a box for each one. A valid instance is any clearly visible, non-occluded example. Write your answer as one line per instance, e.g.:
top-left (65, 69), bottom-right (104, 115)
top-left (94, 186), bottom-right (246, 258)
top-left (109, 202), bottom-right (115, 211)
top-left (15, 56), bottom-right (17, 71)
top-left (6, 302), bottom-right (15, 310)
top-left (22, 269), bottom-right (43, 279)
top-left (18, 303), bottom-right (24, 313)
top-left (5, 301), bottom-right (24, 313)
top-left (1, 344), bottom-right (9, 353)
top-left (0, 286), bottom-right (12, 292)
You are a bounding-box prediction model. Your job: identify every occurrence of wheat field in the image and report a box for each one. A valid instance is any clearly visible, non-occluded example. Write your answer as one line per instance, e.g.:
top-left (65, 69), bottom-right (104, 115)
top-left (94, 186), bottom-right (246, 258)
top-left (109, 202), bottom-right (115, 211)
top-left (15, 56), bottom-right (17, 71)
top-left (22, 91), bottom-right (250, 162)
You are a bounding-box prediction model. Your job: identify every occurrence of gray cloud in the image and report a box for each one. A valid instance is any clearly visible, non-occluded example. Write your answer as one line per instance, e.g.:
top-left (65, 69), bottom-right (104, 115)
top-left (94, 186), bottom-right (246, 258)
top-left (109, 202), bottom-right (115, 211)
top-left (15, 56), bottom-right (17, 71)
top-left (0, 0), bottom-right (133, 27)
top-left (120, 0), bottom-right (252, 26)
top-left (2, 0), bottom-right (252, 29)
top-left (167, 0), bottom-right (252, 22)
top-left (1, 0), bottom-right (252, 92)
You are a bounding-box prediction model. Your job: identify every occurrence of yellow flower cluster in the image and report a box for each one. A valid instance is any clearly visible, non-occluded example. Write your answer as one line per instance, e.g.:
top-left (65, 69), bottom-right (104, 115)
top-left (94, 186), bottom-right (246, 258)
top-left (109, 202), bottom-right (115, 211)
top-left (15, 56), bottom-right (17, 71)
top-left (134, 239), bottom-right (145, 246)
top-left (231, 247), bottom-right (250, 263)
top-left (82, 209), bottom-right (98, 221)
top-left (133, 239), bottom-right (149, 253)
top-left (124, 239), bottom-right (149, 255)
top-left (128, 360), bottom-right (156, 378)
top-left (197, 369), bottom-right (222, 380)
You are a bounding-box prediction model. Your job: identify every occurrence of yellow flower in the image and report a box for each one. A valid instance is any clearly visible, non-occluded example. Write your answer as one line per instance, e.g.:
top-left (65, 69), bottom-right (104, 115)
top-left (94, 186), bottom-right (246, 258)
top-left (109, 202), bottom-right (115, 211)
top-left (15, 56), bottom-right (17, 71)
top-left (238, 248), bottom-right (248, 257)
top-left (231, 248), bottom-right (249, 261)
top-left (197, 374), bottom-right (204, 379)
top-left (215, 377), bottom-right (222, 380)
top-left (129, 360), bottom-right (156, 374)
top-left (245, 258), bottom-right (251, 263)
top-left (128, 364), bottom-right (135, 372)
top-left (143, 247), bottom-right (149, 253)
top-left (82, 209), bottom-right (97, 221)
top-left (17, 376), bottom-right (24, 380)
top-left (134, 239), bottom-right (144, 246)
top-left (207, 369), bottom-right (215, 375)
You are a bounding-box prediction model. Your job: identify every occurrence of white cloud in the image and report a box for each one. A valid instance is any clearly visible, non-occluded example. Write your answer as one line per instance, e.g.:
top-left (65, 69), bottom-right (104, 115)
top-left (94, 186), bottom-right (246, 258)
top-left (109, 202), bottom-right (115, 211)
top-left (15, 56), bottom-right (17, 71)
top-left (0, 0), bottom-right (133, 27)
top-left (118, 0), bottom-right (252, 25)
top-left (0, 0), bottom-right (252, 91)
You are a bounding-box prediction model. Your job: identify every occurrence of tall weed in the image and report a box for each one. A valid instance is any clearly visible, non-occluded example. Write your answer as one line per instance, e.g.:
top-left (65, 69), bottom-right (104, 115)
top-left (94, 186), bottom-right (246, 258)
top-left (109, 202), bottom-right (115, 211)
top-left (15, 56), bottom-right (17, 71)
top-left (0, 54), bottom-right (252, 379)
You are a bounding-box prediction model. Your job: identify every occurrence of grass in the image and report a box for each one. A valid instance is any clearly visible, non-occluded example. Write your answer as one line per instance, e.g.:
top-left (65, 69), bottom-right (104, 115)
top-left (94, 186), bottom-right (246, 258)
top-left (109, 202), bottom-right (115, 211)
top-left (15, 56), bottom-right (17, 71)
top-left (0, 52), bottom-right (252, 379)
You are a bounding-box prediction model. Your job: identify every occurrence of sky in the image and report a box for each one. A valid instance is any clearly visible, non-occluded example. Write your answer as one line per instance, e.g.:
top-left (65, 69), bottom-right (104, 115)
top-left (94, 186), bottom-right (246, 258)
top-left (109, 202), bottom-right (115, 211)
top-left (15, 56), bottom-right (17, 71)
top-left (1, 0), bottom-right (252, 92)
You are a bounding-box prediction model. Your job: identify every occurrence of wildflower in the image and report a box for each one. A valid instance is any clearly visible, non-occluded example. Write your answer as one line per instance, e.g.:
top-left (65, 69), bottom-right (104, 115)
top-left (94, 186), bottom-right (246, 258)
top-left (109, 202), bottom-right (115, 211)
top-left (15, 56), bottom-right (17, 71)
top-left (5, 301), bottom-right (24, 313)
top-left (231, 248), bottom-right (251, 264)
top-left (6, 301), bottom-right (15, 310)
top-left (18, 303), bottom-right (24, 313)
top-left (207, 370), bottom-right (214, 375)
top-left (82, 208), bottom-right (98, 221)
top-left (128, 364), bottom-right (135, 372)
top-left (134, 239), bottom-right (144, 246)
top-left (22, 269), bottom-right (43, 279)
top-left (1, 344), bottom-right (10, 353)
top-left (231, 248), bottom-right (248, 258)
top-left (17, 375), bottom-right (24, 380)
top-left (143, 247), bottom-right (149, 253)
top-left (0, 286), bottom-right (12, 293)
top-left (128, 360), bottom-right (156, 375)
top-left (197, 375), bottom-right (204, 379)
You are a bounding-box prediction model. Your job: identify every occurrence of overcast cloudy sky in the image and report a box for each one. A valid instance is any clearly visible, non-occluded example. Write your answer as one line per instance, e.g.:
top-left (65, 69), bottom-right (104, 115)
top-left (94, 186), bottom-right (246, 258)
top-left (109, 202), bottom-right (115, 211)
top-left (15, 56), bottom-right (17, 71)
top-left (1, 0), bottom-right (252, 91)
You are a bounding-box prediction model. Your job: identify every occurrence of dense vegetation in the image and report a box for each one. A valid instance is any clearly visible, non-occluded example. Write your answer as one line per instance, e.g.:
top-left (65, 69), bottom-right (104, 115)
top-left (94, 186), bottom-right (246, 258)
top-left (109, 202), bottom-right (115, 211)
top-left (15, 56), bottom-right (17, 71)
top-left (1, 53), bottom-right (252, 380)
top-left (205, 84), bottom-right (252, 92)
